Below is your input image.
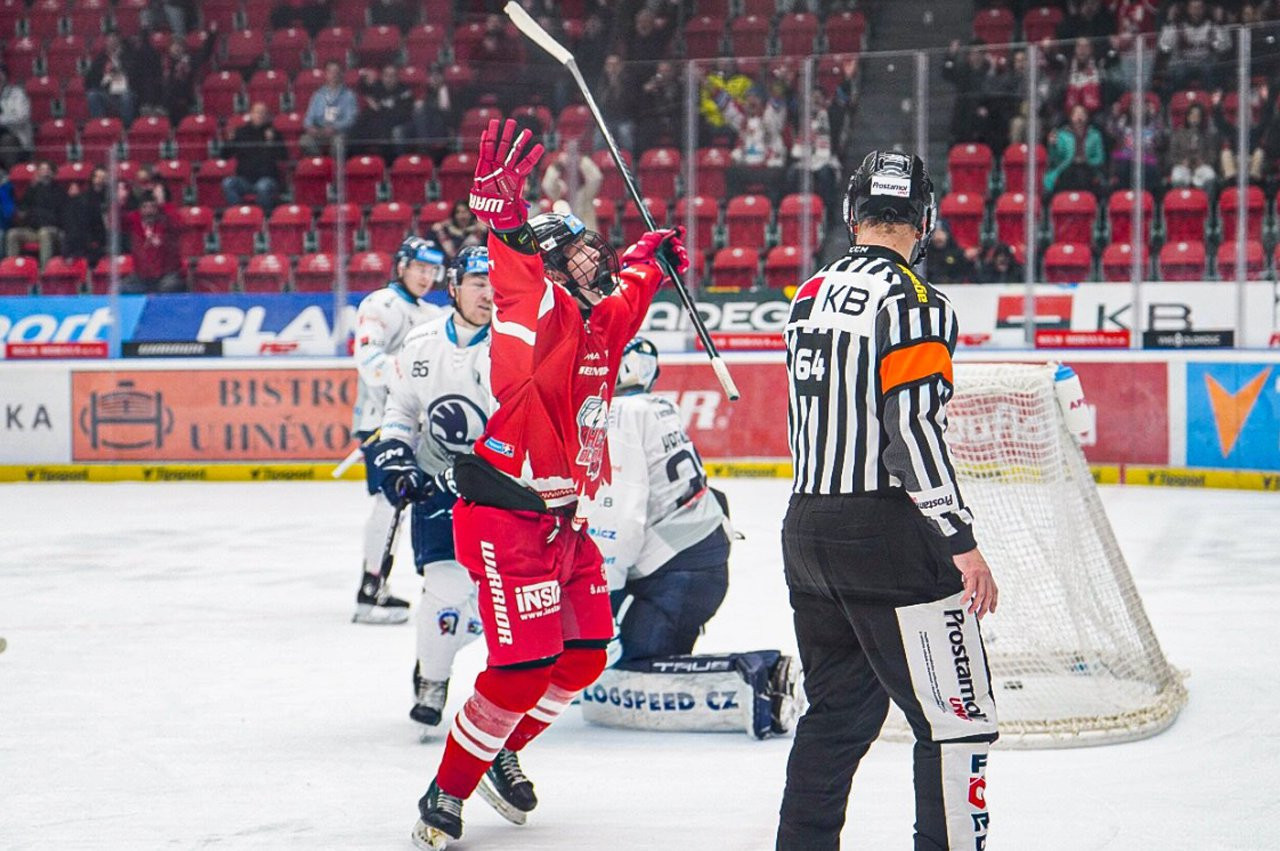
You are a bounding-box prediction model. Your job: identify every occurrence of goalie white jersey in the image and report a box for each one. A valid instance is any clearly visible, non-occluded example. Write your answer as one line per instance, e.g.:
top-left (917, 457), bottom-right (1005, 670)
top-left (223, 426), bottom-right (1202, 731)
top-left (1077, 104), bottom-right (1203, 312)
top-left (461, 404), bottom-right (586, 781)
top-left (382, 312), bottom-right (494, 475)
top-left (352, 285), bottom-right (443, 434)
top-left (589, 393), bottom-right (726, 589)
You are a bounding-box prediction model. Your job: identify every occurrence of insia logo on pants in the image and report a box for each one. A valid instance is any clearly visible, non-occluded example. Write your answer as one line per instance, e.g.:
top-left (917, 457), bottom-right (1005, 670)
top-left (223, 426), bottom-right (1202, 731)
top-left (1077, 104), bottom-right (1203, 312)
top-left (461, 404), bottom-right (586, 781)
top-left (943, 609), bottom-right (988, 722)
top-left (481, 541), bottom-right (513, 645)
top-left (515, 580), bottom-right (561, 619)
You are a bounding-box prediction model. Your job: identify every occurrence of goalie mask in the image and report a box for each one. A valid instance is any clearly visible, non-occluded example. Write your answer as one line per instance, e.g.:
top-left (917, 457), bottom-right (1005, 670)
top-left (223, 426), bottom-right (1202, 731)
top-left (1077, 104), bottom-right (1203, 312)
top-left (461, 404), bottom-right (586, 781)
top-left (843, 150), bottom-right (936, 265)
top-left (616, 336), bottom-right (659, 395)
top-left (529, 211), bottom-right (620, 304)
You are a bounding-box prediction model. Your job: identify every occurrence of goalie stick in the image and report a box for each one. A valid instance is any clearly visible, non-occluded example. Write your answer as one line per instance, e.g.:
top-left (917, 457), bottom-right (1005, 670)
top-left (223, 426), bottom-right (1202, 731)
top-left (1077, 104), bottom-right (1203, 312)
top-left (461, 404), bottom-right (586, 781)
top-left (503, 1), bottom-right (741, 402)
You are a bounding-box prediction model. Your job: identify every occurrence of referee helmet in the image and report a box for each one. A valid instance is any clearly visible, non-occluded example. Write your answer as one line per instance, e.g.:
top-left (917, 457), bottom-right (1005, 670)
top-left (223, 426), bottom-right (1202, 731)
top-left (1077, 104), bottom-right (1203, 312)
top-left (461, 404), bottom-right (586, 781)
top-left (843, 150), bottom-right (937, 264)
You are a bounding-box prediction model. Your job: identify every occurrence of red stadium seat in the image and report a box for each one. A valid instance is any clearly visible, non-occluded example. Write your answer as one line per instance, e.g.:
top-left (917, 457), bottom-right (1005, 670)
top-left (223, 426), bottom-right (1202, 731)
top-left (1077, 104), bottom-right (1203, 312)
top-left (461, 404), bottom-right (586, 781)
top-left (25, 0), bottom-right (63, 42)
top-left (1042, 242), bottom-right (1092, 283)
top-left (80, 116), bottom-right (123, 160)
top-left (200, 71), bottom-right (244, 116)
top-left (777, 13), bottom-right (819, 56)
top-left (39, 256), bottom-right (88, 295)
top-left (1001, 143), bottom-right (1046, 197)
top-left (317, 203), bottom-right (362, 254)
top-left (638, 147), bottom-right (680, 200)
top-left (675, 195), bottom-right (719, 255)
top-left (693, 147), bottom-right (729, 199)
top-left (1049, 191), bottom-right (1097, 246)
top-left (973, 7), bottom-right (1015, 45)
top-left (218, 205), bottom-right (265, 256)
top-left (1158, 241), bottom-right (1207, 282)
top-left (247, 70), bottom-right (289, 112)
top-left (357, 25), bottom-right (402, 67)
top-left (65, 0), bottom-right (106, 36)
top-left (994, 191), bottom-right (1029, 249)
top-left (451, 20), bottom-right (486, 62)
top-left (127, 115), bottom-right (171, 162)
top-left (1220, 91), bottom-right (1263, 130)
top-left (1021, 6), bottom-right (1064, 43)
top-left (243, 253), bottom-right (290, 292)
top-left (1163, 188), bottom-right (1209, 243)
top-left (620, 197), bottom-right (664, 247)
top-left (61, 75), bottom-right (87, 123)
top-left (555, 104), bottom-right (592, 149)
top-left (24, 76), bottom-right (57, 125)
top-left (52, 161), bottom-right (90, 192)
top-left (1168, 90), bottom-right (1209, 129)
top-left (739, 0), bottom-right (774, 17)
top-left (512, 104), bottom-right (553, 137)
top-left (155, 160), bottom-right (193, 205)
top-left (1107, 190), bottom-right (1154, 244)
top-left (441, 63), bottom-right (474, 99)
top-left (1101, 242), bottom-right (1149, 282)
top-left (197, 0), bottom-right (237, 31)
top-left (948, 143), bottom-right (993, 196)
top-left (459, 106), bottom-right (502, 150)
top-left (367, 202), bottom-right (414, 254)
top-left (176, 206), bottom-right (214, 258)
top-left (266, 204), bottom-right (312, 256)
top-left (417, 200), bottom-right (453, 233)
top-left (344, 155), bottom-right (386, 207)
top-left (406, 23), bottom-right (446, 67)
top-left (825, 10), bottom-right (867, 53)
top-left (591, 196), bottom-right (617, 243)
top-left (0, 256), bottom-right (38, 294)
top-left (711, 247), bottom-right (759, 290)
top-left (5, 37), bottom-right (39, 81)
top-left (7, 162), bottom-right (37, 199)
top-left (294, 252), bottom-right (336, 292)
top-left (388, 154), bottom-right (434, 205)
top-left (89, 254), bottom-right (134, 294)
top-left (724, 195), bottom-right (772, 251)
top-left (176, 113), bottom-right (218, 158)
top-left (939, 192), bottom-right (984, 251)
top-left (729, 15), bottom-right (769, 57)
top-left (268, 27), bottom-right (309, 78)
top-left (44, 35), bottom-right (86, 80)
top-left (223, 29), bottom-right (266, 73)
top-left (194, 159), bottom-right (236, 208)
top-left (777, 193), bottom-right (825, 250)
top-left (292, 68), bottom-right (326, 113)
top-left (764, 245), bottom-right (803, 290)
top-left (313, 27), bottom-right (353, 67)
top-left (1216, 241), bottom-right (1266, 281)
top-left (438, 153), bottom-right (476, 205)
top-left (273, 111), bottom-right (305, 160)
top-left (1218, 185), bottom-right (1265, 244)
top-left (193, 254), bottom-right (238, 292)
top-left (683, 16), bottom-right (722, 59)
top-left (293, 156), bottom-right (334, 208)
top-left (348, 251), bottom-right (392, 291)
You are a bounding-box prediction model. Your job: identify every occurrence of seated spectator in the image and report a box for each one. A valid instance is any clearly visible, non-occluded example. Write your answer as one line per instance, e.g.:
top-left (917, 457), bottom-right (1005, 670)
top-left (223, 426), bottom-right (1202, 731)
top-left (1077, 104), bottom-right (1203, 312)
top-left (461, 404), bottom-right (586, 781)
top-left (626, 7), bottom-right (674, 73)
top-left (699, 57), bottom-right (753, 147)
top-left (301, 61), bottom-right (358, 156)
top-left (411, 68), bottom-right (453, 162)
top-left (85, 32), bottom-right (145, 126)
top-left (5, 160), bottom-right (64, 264)
top-left (472, 14), bottom-right (521, 109)
top-left (1104, 93), bottom-right (1165, 189)
top-left (141, 1), bottom-right (192, 37)
top-left (574, 12), bottom-right (612, 87)
top-left (121, 196), bottom-right (184, 293)
top-left (1168, 101), bottom-right (1219, 190)
top-left (1061, 38), bottom-right (1104, 118)
top-left (61, 176), bottom-right (107, 266)
top-left (926, 222), bottom-right (976, 285)
top-left (123, 165), bottom-right (168, 213)
top-left (788, 88), bottom-right (842, 226)
top-left (725, 90), bottom-right (788, 201)
top-left (1224, 88), bottom-right (1280, 183)
top-left (828, 55), bottom-right (861, 159)
top-left (1158, 0), bottom-right (1232, 92)
top-left (270, 0), bottom-right (332, 37)
top-left (1045, 104), bottom-right (1106, 194)
top-left (158, 29), bottom-right (217, 124)
top-left (222, 102), bottom-right (287, 212)
top-left (1056, 0), bottom-right (1119, 48)
top-left (0, 171), bottom-right (15, 248)
top-left (596, 54), bottom-right (635, 153)
top-left (352, 65), bottom-right (414, 163)
top-left (1106, 17), bottom-right (1156, 100)
top-left (540, 148), bottom-right (603, 232)
top-left (0, 65), bottom-right (33, 169)
top-left (942, 39), bottom-right (995, 146)
top-left (369, 0), bottom-right (417, 33)
top-left (430, 200), bottom-right (486, 261)
top-left (975, 242), bottom-right (1024, 284)
top-left (633, 61), bottom-right (682, 153)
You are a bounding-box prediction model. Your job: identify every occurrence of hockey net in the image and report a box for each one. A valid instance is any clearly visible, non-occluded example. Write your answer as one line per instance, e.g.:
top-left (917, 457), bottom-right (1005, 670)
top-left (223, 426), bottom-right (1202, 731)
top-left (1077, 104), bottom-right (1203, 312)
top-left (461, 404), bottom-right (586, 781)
top-left (883, 363), bottom-right (1186, 748)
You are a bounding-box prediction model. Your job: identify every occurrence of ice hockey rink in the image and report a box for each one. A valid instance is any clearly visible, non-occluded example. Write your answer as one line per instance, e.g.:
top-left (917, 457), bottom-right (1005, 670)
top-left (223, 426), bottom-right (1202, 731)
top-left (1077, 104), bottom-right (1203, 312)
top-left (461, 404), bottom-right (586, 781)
top-left (0, 478), bottom-right (1274, 850)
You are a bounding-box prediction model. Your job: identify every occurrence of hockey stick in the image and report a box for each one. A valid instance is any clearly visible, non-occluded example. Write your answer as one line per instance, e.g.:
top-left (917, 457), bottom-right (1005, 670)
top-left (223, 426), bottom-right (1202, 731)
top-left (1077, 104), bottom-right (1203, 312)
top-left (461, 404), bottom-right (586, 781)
top-left (503, 2), bottom-right (741, 402)
top-left (331, 430), bottom-right (381, 479)
top-left (378, 498), bottom-right (407, 584)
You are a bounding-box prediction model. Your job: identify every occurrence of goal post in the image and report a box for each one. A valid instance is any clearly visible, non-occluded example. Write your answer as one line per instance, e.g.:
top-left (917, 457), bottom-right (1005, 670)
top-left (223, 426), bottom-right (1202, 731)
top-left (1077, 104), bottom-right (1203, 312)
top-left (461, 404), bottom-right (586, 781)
top-left (883, 363), bottom-right (1187, 748)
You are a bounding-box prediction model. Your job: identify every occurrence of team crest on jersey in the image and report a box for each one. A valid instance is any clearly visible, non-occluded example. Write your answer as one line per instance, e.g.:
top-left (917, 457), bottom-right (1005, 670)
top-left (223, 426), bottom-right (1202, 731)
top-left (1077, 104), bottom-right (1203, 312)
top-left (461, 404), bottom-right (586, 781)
top-left (428, 394), bottom-right (488, 454)
top-left (575, 383), bottom-right (609, 480)
top-left (438, 608), bottom-right (460, 635)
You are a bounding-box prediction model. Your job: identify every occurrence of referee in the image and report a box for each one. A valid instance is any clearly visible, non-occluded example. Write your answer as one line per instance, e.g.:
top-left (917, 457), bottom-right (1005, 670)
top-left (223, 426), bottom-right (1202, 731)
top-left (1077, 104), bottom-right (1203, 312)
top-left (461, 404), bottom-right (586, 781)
top-left (777, 151), bottom-right (999, 851)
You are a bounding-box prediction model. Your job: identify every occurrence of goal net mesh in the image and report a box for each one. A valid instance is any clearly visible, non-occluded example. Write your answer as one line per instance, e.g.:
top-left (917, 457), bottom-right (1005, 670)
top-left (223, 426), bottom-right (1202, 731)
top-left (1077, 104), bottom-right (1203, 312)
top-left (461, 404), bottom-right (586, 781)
top-left (881, 363), bottom-right (1186, 748)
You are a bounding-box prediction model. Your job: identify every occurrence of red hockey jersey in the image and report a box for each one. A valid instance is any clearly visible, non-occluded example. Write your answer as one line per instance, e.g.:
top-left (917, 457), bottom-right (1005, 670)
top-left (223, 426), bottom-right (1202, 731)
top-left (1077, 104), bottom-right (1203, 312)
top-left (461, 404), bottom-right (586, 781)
top-left (474, 232), bottom-right (664, 511)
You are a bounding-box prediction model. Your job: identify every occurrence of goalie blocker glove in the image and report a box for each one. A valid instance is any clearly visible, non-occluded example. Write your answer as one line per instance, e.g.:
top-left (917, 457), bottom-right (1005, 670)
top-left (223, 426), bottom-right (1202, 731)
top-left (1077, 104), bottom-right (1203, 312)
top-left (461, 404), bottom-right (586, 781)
top-left (372, 439), bottom-right (434, 506)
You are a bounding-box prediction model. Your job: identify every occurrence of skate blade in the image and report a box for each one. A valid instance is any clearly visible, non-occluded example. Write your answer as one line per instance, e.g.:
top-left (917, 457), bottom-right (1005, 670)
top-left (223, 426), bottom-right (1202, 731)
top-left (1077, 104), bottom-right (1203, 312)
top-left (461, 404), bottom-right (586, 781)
top-left (476, 776), bottom-right (529, 826)
top-left (419, 728), bottom-right (441, 744)
top-left (411, 820), bottom-right (451, 850)
top-left (352, 604), bottom-right (410, 625)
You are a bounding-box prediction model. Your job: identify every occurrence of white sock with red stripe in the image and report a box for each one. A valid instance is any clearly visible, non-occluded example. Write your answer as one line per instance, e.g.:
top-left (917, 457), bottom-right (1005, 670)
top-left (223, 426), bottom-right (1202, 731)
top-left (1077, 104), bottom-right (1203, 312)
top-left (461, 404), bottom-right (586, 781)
top-left (505, 683), bottom-right (578, 751)
top-left (436, 691), bottom-right (524, 798)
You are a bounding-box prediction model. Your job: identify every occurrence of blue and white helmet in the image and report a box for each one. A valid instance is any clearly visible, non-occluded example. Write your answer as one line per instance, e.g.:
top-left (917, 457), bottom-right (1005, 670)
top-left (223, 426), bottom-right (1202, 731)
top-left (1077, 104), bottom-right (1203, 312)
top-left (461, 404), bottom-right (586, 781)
top-left (616, 336), bottom-right (660, 395)
top-left (448, 245), bottom-right (490, 289)
top-left (394, 235), bottom-right (447, 284)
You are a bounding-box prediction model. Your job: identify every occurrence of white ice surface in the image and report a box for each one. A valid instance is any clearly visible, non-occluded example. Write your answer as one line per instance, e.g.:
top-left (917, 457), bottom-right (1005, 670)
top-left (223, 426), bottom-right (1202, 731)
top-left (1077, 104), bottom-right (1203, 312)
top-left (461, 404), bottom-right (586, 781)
top-left (0, 481), bottom-right (1276, 850)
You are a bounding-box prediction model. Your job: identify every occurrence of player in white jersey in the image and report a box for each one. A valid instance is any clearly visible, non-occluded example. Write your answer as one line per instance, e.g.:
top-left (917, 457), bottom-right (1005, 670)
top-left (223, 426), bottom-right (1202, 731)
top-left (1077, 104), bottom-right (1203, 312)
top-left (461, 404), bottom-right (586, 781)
top-left (583, 338), bottom-right (800, 739)
top-left (351, 236), bottom-right (448, 625)
top-left (371, 246), bottom-right (495, 731)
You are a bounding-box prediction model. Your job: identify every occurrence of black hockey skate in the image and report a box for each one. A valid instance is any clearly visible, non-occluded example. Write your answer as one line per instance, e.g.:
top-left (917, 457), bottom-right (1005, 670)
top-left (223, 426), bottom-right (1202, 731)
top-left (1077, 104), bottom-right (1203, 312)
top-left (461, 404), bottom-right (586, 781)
top-left (411, 665), bottom-right (449, 733)
top-left (769, 654), bottom-right (803, 735)
top-left (412, 780), bottom-right (463, 850)
top-left (476, 748), bottom-right (537, 826)
top-left (352, 571), bottom-right (409, 624)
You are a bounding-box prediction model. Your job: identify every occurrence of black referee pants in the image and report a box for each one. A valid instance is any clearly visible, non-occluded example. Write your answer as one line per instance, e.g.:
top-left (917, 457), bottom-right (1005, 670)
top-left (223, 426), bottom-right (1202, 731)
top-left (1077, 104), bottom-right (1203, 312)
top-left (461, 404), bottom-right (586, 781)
top-left (777, 493), bottom-right (998, 851)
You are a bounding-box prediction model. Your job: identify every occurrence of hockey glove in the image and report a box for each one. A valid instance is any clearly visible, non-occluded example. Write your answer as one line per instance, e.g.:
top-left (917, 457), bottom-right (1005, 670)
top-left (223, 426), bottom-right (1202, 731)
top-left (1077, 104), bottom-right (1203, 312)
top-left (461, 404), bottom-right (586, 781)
top-left (621, 226), bottom-right (690, 279)
top-left (432, 465), bottom-right (459, 498)
top-left (469, 118), bottom-right (545, 232)
top-left (372, 439), bottom-right (434, 506)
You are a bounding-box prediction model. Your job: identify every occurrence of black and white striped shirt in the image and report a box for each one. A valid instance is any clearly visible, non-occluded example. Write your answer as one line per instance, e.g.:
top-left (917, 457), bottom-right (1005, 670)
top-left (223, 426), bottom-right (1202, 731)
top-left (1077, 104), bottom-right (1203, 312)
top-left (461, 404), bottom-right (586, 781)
top-left (784, 243), bottom-right (976, 554)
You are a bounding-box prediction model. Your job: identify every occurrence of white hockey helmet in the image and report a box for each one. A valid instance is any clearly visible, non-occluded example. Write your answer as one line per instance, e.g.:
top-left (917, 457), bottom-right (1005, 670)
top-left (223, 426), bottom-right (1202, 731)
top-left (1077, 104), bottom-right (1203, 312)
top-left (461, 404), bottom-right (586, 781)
top-left (616, 337), bottom-right (659, 395)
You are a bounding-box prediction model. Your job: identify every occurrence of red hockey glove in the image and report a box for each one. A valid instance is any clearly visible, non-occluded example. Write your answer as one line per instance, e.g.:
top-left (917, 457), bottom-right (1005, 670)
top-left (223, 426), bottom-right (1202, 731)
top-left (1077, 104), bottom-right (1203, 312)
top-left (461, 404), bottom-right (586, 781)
top-left (468, 118), bottom-right (544, 232)
top-left (621, 226), bottom-right (690, 278)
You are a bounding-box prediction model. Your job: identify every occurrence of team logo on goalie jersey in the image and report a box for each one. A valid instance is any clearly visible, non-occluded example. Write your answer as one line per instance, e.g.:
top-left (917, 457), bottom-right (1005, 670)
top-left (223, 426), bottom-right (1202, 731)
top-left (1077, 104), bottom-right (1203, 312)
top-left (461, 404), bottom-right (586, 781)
top-left (428, 394), bottom-right (488, 454)
top-left (575, 383), bottom-right (609, 480)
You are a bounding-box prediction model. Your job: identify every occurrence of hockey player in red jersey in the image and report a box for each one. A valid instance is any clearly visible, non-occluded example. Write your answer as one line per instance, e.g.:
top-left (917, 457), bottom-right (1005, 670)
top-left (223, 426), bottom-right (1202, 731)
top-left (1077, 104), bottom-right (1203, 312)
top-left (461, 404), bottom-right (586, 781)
top-left (411, 118), bottom-right (689, 849)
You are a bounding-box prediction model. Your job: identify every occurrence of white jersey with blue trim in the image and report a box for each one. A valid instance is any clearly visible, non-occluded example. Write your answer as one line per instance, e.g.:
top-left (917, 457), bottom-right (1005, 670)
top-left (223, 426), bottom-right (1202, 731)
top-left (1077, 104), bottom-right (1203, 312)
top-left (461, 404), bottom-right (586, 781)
top-left (588, 392), bottom-right (727, 590)
top-left (381, 312), bottom-right (493, 476)
top-left (352, 283), bottom-right (443, 434)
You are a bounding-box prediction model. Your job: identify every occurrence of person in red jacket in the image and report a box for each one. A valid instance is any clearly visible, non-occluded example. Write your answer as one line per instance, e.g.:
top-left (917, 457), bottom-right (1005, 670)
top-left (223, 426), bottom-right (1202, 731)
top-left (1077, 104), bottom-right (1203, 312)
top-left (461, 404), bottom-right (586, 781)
top-left (401, 118), bottom-right (688, 849)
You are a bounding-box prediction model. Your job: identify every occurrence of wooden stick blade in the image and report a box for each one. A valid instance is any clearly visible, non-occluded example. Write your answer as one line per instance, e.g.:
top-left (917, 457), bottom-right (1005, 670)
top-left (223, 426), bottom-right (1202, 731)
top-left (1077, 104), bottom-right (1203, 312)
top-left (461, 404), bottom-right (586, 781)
top-left (711, 356), bottom-right (741, 402)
